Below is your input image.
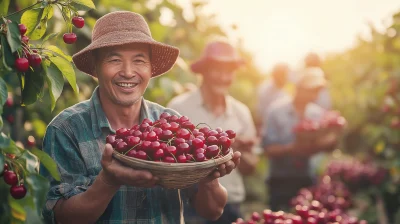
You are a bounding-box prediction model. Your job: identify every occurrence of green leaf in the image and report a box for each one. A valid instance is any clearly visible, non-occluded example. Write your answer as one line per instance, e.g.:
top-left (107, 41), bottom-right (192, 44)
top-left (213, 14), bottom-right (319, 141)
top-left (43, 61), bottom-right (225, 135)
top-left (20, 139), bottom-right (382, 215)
top-left (24, 207), bottom-right (43, 224)
top-left (1, 138), bottom-right (21, 156)
top-left (0, 132), bottom-right (10, 148)
top-left (71, 0), bottom-right (96, 11)
top-left (0, 34), bottom-right (14, 71)
top-left (0, 116), bottom-right (3, 130)
top-left (45, 63), bottom-right (64, 110)
top-left (31, 119), bottom-right (46, 138)
top-left (0, 153), bottom-right (4, 173)
top-left (46, 45), bottom-right (72, 62)
top-left (0, 77), bottom-right (7, 107)
top-left (8, 201), bottom-right (26, 217)
top-left (6, 21), bottom-right (22, 53)
top-left (25, 174), bottom-right (50, 210)
top-left (0, 0), bottom-right (10, 16)
top-left (18, 150), bottom-right (39, 174)
top-left (30, 148), bottom-right (60, 181)
top-left (21, 65), bottom-right (45, 105)
top-left (48, 56), bottom-right (78, 95)
top-left (20, 5), bottom-right (53, 41)
top-left (42, 32), bottom-right (58, 44)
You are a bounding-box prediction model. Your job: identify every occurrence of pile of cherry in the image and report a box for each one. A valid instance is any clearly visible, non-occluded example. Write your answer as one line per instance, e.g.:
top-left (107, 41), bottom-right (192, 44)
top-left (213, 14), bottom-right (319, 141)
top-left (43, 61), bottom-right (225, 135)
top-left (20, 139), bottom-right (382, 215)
top-left (106, 112), bottom-right (235, 163)
top-left (293, 110), bottom-right (347, 133)
top-left (0, 163), bottom-right (27, 199)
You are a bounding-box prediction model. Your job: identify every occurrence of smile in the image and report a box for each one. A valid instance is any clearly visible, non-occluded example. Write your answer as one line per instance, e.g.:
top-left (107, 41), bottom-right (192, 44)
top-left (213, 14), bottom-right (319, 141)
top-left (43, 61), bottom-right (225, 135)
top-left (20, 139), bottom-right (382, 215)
top-left (116, 83), bottom-right (138, 88)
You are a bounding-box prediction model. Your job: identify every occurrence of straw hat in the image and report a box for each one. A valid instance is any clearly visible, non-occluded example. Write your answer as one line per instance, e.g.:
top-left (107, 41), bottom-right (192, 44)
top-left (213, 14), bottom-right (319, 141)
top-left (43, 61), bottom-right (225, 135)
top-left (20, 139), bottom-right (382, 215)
top-left (72, 11), bottom-right (179, 77)
top-left (296, 67), bottom-right (327, 89)
top-left (190, 41), bottom-right (245, 74)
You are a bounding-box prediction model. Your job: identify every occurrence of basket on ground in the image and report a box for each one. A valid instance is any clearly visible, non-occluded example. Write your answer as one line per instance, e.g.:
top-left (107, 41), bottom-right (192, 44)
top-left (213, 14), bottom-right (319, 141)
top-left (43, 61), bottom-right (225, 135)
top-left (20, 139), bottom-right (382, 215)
top-left (113, 149), bottom-right (234, 189)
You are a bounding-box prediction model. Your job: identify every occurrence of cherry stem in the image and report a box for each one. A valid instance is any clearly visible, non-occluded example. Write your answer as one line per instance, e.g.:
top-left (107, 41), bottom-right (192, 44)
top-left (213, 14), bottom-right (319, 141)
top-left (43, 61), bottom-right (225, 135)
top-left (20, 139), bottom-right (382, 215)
top-left (3, 2), bottom-right (41, 18)
top-left (123, 143), bottom-right (141, 155)
top-left (196, 122), bottom-right (212, 129)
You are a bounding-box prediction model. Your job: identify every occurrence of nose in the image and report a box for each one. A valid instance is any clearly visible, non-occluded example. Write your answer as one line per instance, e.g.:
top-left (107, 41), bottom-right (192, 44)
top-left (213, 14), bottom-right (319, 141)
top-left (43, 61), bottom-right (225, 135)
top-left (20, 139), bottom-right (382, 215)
top-left (119, 61), bottom-right (135, 79)
top-left (220, 71), bottom-right (234, 82)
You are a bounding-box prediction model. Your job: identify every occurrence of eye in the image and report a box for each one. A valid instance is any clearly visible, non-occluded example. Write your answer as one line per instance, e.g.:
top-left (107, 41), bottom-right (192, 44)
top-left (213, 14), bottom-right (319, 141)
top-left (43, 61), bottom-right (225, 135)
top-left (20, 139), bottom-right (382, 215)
top-left (134, 59), bottom-right (145, 63)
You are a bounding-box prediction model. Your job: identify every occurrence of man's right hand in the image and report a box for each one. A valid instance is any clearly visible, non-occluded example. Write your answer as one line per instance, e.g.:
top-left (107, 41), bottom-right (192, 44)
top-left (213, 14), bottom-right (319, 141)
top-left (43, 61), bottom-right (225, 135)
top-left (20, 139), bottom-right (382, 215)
top-left (99, 143), bottom-right (158, 188)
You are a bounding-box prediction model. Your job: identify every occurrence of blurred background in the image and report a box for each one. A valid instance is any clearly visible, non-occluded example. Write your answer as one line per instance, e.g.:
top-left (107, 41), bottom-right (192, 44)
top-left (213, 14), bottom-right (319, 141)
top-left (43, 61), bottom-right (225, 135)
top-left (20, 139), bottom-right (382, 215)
top-left (2, 0), bottom-right (400, 223)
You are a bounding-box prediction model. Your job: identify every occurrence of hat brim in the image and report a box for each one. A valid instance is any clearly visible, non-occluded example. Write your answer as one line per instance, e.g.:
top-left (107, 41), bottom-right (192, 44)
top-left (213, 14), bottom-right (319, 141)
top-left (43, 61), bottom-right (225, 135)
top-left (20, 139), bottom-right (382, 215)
top-left (190, 57), bottom-right (245, 74)
top-left (72, 30), bottom-right (179, 78)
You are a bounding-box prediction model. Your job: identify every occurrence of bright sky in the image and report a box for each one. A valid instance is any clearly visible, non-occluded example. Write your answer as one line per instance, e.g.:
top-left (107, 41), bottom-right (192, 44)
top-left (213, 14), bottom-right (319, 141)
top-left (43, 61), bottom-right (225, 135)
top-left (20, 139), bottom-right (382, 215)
top-left (176, 0), bottom-right (400, 73)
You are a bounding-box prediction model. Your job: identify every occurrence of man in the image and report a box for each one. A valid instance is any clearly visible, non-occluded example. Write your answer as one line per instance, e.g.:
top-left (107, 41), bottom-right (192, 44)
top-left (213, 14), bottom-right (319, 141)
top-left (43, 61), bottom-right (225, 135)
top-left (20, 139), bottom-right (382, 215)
top-left (168, 41), bottom-right (259, 224)
top-left (256, 63), bottom-right (291, 136)
top-left (262, 67), bottom-right (338, 211)
top-left (40, 11), bottom-right (241, 224)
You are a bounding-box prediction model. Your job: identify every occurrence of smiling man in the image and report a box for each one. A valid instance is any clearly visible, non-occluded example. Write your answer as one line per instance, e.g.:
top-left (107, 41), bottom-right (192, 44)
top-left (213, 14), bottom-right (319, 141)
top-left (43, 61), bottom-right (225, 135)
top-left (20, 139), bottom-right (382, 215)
top-left (40, 11), bottom-right (241, 224)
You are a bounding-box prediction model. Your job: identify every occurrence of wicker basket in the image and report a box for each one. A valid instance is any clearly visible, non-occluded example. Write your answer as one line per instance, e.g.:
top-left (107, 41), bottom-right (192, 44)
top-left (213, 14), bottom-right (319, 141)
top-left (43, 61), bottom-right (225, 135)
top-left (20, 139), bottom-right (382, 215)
top-left (112, 150), bottom-right (234, 189)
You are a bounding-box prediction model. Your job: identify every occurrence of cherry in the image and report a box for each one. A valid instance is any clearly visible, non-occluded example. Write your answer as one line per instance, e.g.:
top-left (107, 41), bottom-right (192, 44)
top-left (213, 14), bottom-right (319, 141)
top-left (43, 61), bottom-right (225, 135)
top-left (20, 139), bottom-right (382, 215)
top-left (141, 131), bottom-right (149, 140)
top-left (112, 138), bottom-right (124, 148)
top-left (160, 112), bottom-right (171, 120)
top-left (4, 170), bottom-right (18, 186)
top-left (194, 148), bottom-right (205, 155)
top-left (251, 212), bottom-right (261, 222)
top-left (140, 122), bottom-right (151, 132)
top-left (27, 53), bottom-right (42, 67)
top-left (174, 138), bottom-right (186, 146)
top-left (5, 96), bottom-right (13, 107)
top-left (10, 184), bottom-right (27, 199)
top-left (153, 149), bottom-right (164, 160)
top-left (178, 115), bottom-right (189, 123)
top-left (150, 141), bottom-right (161, 152)
top-left (15, 58), bottom-right (29, 72)
top-left (18, 24), bottom-right (27, 35)
top-left (177, 142), bottom-right (190, 154)
top-left (21, 35), bottom-right (29, 44)
top-left (106, 135), bottom-right (116, 145)
top-left (206, 145), bottom-right (219, 158)
top-left (126, 150), bottom-right (137, 157)
top-left (63, 33), bottom-right (77, 44)
top-left (207, 130), bottom-right (219, 137)
top-left (263, 209), bottom-right (273, 220)
top-left (116, 128), bottom-right (129, 138)
top-left (168, 115), bottom-right (179, 123)
top-left (141, 141), bottom-right (152, 152)
top-left (169, 122), bottom-right (180, 133)
top-left (132, 130), bottom-right (142, 138)
top-left (72, 16), bottom-right (85, 28)
top-left (131, 124), bottom-right (140, 130)
top-left (166, 146), bottom-right (177, 156)
top-left (176, 128), bottom-right (190, 140)
top-left (192, 129), bottom-right (201, 136)
top-left (126, 136), bottom-right (141, 147)
top-left (153, 127), bottom-right (163, 136)
top-left (192, 138), bottom-right (204, 149)
top-left (225, 130), bottom-right (236, 139)
top-left (115, 141), bottom-right (128, 153)
top-left (177, 154), bottom-right (187, 163)
top-left (207, 136), bottom-right (219, 145)
top-left (0, 164), bottom-right (9, 177)
top-left (195, 152), bottom-right (206, 162)
top-left (160, 142), bottom-right (167, 150)
top-left (163, 156), bottom-right (176, 163)
top-left (291, 215), bottom-right (303, 224)
top-left (7, 115), bottom-right (14, 124)
top-left (218, 132), bottom-right (229, 138)
top-left (146, 131), bottom-right (158, 141)
top-left (186, 154), bottom-right (195, 162)
top-left (199, 127), bottom-right (210, 134)
top-left (181, 121), bottom-right (195, 131)
top-left (160, 129), bottom-right (173, 140)
top-left (26, 136), bottom-right (36, 148)
top-left (218, 136), bottom-right (231, 149)
top-left (307, 217), bottom-right (317, 224)
top-left (142, 118), bottom-right (153, 125)
top-left (161, 123), bottom-right (172, 130)
top-left (196, 135), bottom-right (205, 142)
top-left (134, 150), bottom-right (148, 160)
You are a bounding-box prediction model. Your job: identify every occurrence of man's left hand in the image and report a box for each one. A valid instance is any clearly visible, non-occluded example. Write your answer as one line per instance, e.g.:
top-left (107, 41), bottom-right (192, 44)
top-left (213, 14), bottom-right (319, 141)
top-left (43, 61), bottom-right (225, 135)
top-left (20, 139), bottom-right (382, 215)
top-left (200, 151), bottom-right (241, 184)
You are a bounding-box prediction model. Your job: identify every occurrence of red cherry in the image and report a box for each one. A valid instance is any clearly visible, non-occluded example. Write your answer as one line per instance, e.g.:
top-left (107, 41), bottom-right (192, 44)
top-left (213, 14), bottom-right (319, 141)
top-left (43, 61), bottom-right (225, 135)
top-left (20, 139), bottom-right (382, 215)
top-left (112, 138), bottom-right (123, 148)
top-left (18, 24), bottom-right (27, 35)
top-left (163, 156), bottom-right (176, 163)
top-left (0, 164), bottom-right (9, 177)
top-left (173, 138), bottom-right (186, 146)
top-left (194, 148), bottom-right (205, 155)
top-left (141, 141), bottom-right (152, 152)
top-left (140, 122), bottom-right (151, 132)
top-left (131, 124), bottom-right (140, 130)
top-left (207, 130), bottom-right (219, 137)
top-left (146, 131), bottom-right (158, 141)
top-left (207, 136), bottom-right (218, 145)
top-left (21, 35), bottom-right (29, 44)
top-left (7, 115), bottom-right (14, 124)
top-left (27, 53), bottom-right (42, 67)
top-left (115, 141), bottom-right (128, 153)
top-left (177, 154), bottom-right (187, 163)
top-left (291, 215), bottom-right (303, 224)
top-left (141, 131), bottom-right (149, 140)
top-left (192, 129), bottom-right (201, 136)
top-left (169, 122), bottom-right (180, 133)
top-left (132, 130), bottom-right (142, 138)
top-left (192, 138), bottom-right (204, 149)
top-left (106, 135), bottom-right (116, 145)
top-left (63, 33), bottom-right (77, 44)
top-left (150, 141), bottom-right (161, 152)
top-left (126, 136), bottom-right (141, 147)
top-left (168, 115), bottom-right (179, 122)
top-left (225, 130), bottom-right (236, 139)
top-left (186, 154), bottom-right (195, 162)
top-left (178, 115), bottom-right (189, 123)
top-left (142, 118), bottom-right (153, 125)
top-left (15, 58), bottom-right (29, 72)
top-left (153, 127), bottom-right (163, 136)
top-left (218, 136), bottom-right (231, 149)
top-left (72, 16), bottom-right (85, 28)
top-left (218, 132), bottom-right (229, 138)
top-left (199, 127), bottom-right (210, 134)
top-left (307, 217), bottom-right (317, 224)
top-left (177, 142), bottom-right (190, 154)
top-left (153, 149), bottom-right (164, 160)
top-left (206, 145), bottom-right (219, 158)
top-left (195, 152), bottom-right (206, 162)
top-left (126, 150), bottom-right (137, 157)
top-left (4, 170), bottom-right (18, 186)
top-left (160, 129), bottom-right (173, 140)
top-left (181, 121), bottom-right (195, 131)
top-left (10, 184), bottom-right (27, 199)
top-left (116, 128), bottom-right (129, 138)
top-left (176, 128), bottom-right (190, 140)
top-left (196, 135), bottom-right (205, 142)
top-left (5, 96), bottom-right (13, 107)
top-left (263, 209), bottom-right (273, 220)
top-left (251, 212), bottom-right (261, 221)
top-left (134, 150), bottom-right (148, 160)
top-left (161, 123), bottom-right (172, 130)
top-left (159, 112), bottom-right (171, 120)
top-left (26, 136), bottom-right (36, 148)
top-left (166, 146), bottom-right (177, 156)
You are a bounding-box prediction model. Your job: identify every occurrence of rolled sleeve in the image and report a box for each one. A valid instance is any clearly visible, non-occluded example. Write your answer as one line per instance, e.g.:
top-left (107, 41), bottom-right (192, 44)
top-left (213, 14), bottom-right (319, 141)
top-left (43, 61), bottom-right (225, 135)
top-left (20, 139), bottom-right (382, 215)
top-left (40, 125), bottom-right (95, 223)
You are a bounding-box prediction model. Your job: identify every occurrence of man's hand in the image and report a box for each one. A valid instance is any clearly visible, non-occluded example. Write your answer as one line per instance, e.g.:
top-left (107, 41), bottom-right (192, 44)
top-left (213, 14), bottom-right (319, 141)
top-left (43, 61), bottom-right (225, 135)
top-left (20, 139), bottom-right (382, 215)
top-left (200, 151), bottom-right (241, 184)
top-left (100, 143), bottom-right (158, 188)
top-left (232, 136), bottom-right (257, 152)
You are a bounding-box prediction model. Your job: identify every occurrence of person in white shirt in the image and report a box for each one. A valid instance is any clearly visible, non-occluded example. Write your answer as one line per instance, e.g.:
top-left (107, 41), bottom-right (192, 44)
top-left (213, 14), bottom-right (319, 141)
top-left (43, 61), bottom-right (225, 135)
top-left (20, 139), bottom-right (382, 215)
top-left (168, 40), bottom-right (259, 224)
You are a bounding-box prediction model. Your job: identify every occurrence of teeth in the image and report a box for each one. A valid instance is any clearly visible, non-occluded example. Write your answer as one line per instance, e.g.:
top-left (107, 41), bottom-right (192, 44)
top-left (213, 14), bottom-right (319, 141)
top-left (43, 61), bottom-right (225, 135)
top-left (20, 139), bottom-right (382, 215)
top-left (117, 83), bottom-right (136, 88)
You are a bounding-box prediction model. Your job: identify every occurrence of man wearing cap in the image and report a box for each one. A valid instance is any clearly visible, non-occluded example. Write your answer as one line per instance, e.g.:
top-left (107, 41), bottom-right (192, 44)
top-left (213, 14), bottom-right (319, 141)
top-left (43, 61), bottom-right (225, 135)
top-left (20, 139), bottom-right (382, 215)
top-left (262, 67), bottom-right (338, 211)
top-left (40, 11), bottom-right (241, 224)
top-left (167, 41), bottom-right (259, 224)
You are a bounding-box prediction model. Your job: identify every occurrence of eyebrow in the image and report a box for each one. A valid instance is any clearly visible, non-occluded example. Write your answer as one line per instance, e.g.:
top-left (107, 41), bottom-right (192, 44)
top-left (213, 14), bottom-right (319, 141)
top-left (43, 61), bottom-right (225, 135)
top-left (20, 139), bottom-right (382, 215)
top-left (104, 52), bottom-right (148, 59)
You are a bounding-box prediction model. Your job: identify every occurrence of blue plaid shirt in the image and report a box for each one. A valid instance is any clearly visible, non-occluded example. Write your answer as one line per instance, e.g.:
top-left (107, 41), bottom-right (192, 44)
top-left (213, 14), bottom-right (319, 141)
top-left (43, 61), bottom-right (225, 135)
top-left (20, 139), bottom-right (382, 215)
top-left (40, 87), bottom-right (196, 224)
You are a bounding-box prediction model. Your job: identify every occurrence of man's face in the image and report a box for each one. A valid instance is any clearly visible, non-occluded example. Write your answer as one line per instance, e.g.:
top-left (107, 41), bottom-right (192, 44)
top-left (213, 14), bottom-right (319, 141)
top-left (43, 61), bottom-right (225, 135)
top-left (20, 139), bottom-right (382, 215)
top-left (202, 63), bottom-right (236, 95)
top-left (297, 86), bottom-right (321, 103)
top-left (94, 43), bottom-right (151, 107)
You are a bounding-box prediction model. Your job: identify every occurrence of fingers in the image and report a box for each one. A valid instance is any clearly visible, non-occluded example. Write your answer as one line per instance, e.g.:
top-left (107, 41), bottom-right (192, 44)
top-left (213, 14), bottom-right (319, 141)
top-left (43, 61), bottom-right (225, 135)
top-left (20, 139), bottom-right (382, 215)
top-left (101, 144), bottom-right (114, 168)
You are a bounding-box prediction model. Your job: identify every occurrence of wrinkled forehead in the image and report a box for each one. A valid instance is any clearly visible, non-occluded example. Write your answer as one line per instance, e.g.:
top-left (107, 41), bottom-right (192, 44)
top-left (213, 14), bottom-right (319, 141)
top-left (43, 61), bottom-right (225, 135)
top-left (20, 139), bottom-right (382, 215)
top-left (93, 43), bottom-right (152, 60)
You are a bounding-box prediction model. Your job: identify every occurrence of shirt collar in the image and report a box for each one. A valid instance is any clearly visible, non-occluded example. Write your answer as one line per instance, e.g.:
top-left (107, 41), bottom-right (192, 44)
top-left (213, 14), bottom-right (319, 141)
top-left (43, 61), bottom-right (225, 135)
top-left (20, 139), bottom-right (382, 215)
top-left (193, 88), bottom-right (234, 117)
top-left (90, 86), bottom-right (150, 138)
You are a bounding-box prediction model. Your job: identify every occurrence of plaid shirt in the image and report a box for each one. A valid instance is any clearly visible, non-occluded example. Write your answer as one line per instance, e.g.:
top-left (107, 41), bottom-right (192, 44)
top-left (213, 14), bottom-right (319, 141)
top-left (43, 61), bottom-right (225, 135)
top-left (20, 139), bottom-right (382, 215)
top-left (40, 87), bottom-right (196, 224)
